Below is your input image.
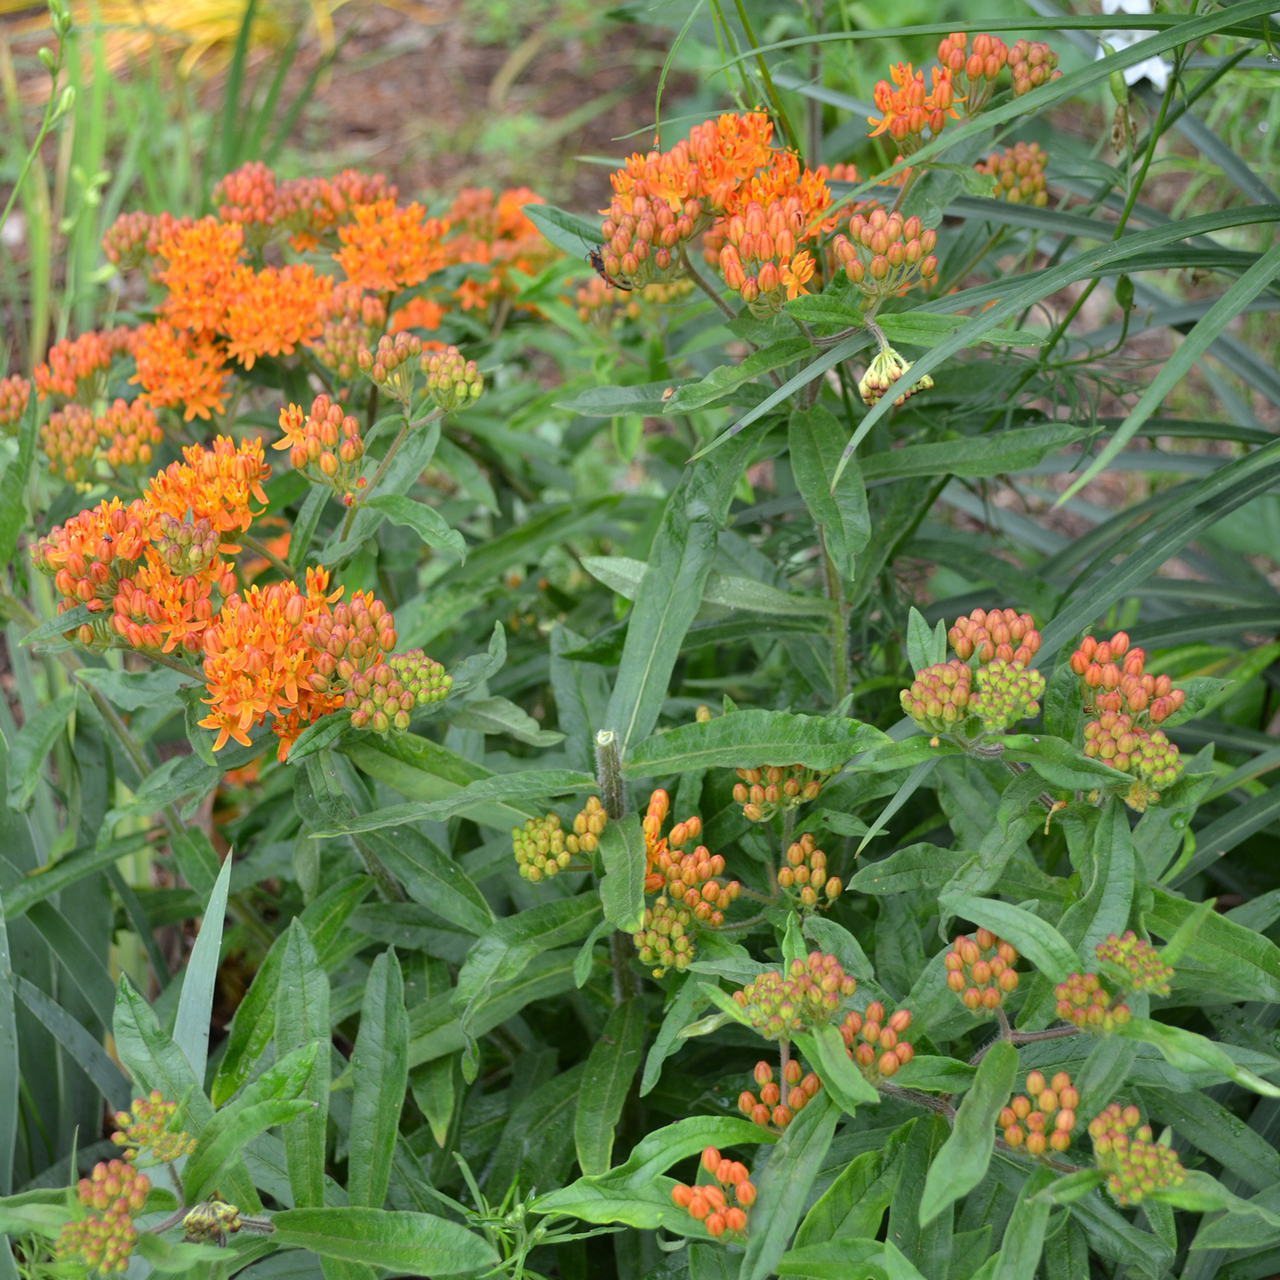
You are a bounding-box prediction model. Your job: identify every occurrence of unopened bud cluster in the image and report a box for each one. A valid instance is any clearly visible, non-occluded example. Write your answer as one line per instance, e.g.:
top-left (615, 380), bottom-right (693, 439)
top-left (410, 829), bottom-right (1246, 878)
top-left (0, 374), bottom-right (29, 433)
top-left (857, 345), bottom-right (933, 408)
top-left (599, 192), bottom-right (702, 289)
top-left (278, 394), bottom-right (366, 498)
top-left (55, 1160), bottom-right (151, 1273)
top-left (832, 207), bottom-right (937, 303)
top-left (945, 928), bottom-right (1019, 1011)
top-left (936, 32), bottom-right (1011, 116)
top-left (111, 1090), bottom-right (195, 1163)
top-left (976, 142), bottom-right (1049, 206)
top-left (1096, 930), bottom-right (1173, 995)
top-left (1089, 1103), bottom-right (1185, 1206)
top-left (778, 833), bottom-right (842, 908)
top-left (570, 795), bottom-right (608, 856)
top-left (1054, 971), bottom-right (1130, 1032)
top-left (732, 763), bottom-right (829, 823)
top-left (950, 608), bottom-right (1041, 665)
top-left (738, 1058), bottom-right (822, 1131)
top-left (421, 345), bottom-right (484, 411)
top-left (1001, 1070), bottom-right (1077, 1154)
top-left (514, 813), bottom-right (573, 881)
top-left (154, 513), bottom-right (221, 577)
top-left (101, 209), bottom-right (192, 276)
top-left (1008, 39), bottom-right (1062, 96)
top-left (312, 285), bottom-right (387, 381)
top-left (970, 657), bottom-right (1045, 731)
top-left (840, 1002), bottom-right (915, 1081)
top-left (358, 331), bottom-right (422, 406)
top-left (735, 952), bottom-right (857, 1039)
top-left (635, 898), bottom-right (696, 975)
top-left (345, 650), bottom-right (450, 731)
top-left (670, 1146), bottom-right (755, 1240)
top-left (182, 1197), bottom-right (245, 1245)
top-left (716, 198), bottom-right (817, 314)
top-left (1070, 632), bottom-right (1185, 724)
top-left (900, 659), bottom-right (971, 733)
top-left (573, 275), bottom-right (642, 327)
top-left (1082, 713), bottom-right (1181, 788)
top-left (42, 399), bottom-right (163, 484)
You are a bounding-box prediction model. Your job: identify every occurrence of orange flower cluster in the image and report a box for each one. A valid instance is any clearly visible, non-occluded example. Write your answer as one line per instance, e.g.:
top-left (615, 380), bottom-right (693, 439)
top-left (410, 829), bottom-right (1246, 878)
top-left (275, 394), bottom-right (366, 500)
top-left (210, 161), bottom-right (397, 252)
top-left (41, 397), bottom-right (162, 483)
top-left (442, 186), bottom-right (556, 312)
top-left (936, 32), bottom-right (1011, 117)
top-left (732, 763), bottom-right (829, 823)
top-left (977, 141), bottom-right (1049, 206)
top-left (200, 569), bottom-right (348, 758)
top-left (738, 1058), bottom-right (822, 1132)
top-left (101, 209), bottom-right (193, 277)
top-left (0, 373), bottom-right (29, 432)
top-left (223, 264), bottom-right (331, 369)
top-left (34, 327), bottom-right (133, 402)
top-left (130, 322), bottom-right (230, 421)
top-left (670, 1147), bottom-right (755, 1240)
top-left (147, 434), bottom-right (270, 534)
top-left (158, 218), bottom-right (246, 333)
top-left (55, 1161), bottom-right (151, 1273)
top-left (944, 928), bottom-right (1020, 1011)
top-left (388, 296), bottom-right (445, 335)
top-left (867, 62), bottom-right (961, 152)
top-left (1068, 631), bottom-right (1185, 724)
top-left (335, 199), bottom-right (448, 294)
top-left (839, 1002), bottom-right (915, 1081)
top-left (832, 206), bottom-right (938, 304)
top-left (949, 607), bottom-right (1041, 667)
top-left (778, 833), bottom-right (842, 907)
top-left (314, 284), bottom-right (389, 377)
top-left (1001, 1070), bottom-right (1077, 1155)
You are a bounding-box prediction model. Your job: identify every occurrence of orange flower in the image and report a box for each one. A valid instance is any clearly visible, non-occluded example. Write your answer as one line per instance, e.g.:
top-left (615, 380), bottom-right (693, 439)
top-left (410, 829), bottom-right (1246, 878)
top-left (147, 435), bottom-right (270, 535)
top-left (725, 152), bottom-right (835, 236)
top-left (130, 322), bottom-right (230, 421)
top-left (223, 264), bottom-right (332, 369)
top-left (33, 327), bottom-right (133, 402)
top-left (0, 374), bottom-right (29, 432)
top-left (158, 218), bottom-right (244, 333)
top-left (781, 251), bottom-right (816, 300)
top-left (388, 296), bottom-right (445, 332)
top-left (334, 200), bottom-right (448, 293)
top-left (868, 63), bottom-right (961, 148)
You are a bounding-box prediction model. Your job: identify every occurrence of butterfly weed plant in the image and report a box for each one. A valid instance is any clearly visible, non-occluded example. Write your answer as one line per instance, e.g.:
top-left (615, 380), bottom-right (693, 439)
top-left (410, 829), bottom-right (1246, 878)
top-left (2, 2), bottom-right (1280, 1278)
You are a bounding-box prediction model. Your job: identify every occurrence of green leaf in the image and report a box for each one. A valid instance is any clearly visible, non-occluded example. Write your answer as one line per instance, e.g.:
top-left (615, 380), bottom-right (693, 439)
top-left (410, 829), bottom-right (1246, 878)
top-left (604, 431), bottom-right (760, 753)
top-left (5, 692), bottom-right (73, 811)
top-left (592, 1114), bottom-right (776, 1191)
top-left (25, 901), bottom-right (118, 1026)
top-left (1033, 1169), bottom-right (1105, 1206)
top-left (1119, 1017), bottom-right (1280, 1097)
top-left (276, 919), bottom-right (330, 1208)
top-left (444, 695), bottom-right (566, 746)
top-left (999, 736), bottom-right (1128, 791)
top-left (740, 1091), bottom-right (839, 1280)
top-left (788, 406), bottom-right (870, 580)
top-left (666, 339), bottom-right (812, 413)
top-left (624, 711), bottom-right (884, 774)
top-left (270, 1207), bottom-right (499, 1273)
top-left (551, 623), bottom-right (611, 774)
top-left (803, 916), bottom-right (875, 982)
top-left (348, 949), bottom-right (409, 1208)
top-left (641, 978), bottom-right (710, 1097)
top-left (797, 1023), bottom-right (880, 1113)
top-left (410, 1052), bottom-right (459, 1150)
top-left (363, 494), bottom-right (465, 560)
top-left (1146, 887), bottom-right (1280, 1002)
top-left (211, 876), bottom-right (372, 1105)
top-left (9, 973), bottom-right (130, 1112)
top-left (575, 998), bottom-right (645, 1175)
top-left (132, 1234), bottom-right (230, 1271)
top-left (992, 1167), bottom-right (1056, 1280)
top-left (487, 1062), bottom-right (585, 1196)
top-left (880, 312), bottom-right (1048, 348)
top-left (172, 852), bottom-right (232, 1084)
top-left (1062, 238), bottom-right (1280, 500)
top-left (849, 844), bottom-right (966, 896)
top-left (0, 1202), bottom-right (70, 1239)
top-left (308, 771), bottom-right (597, 837)
top-left (938, 892), bottom-right (1079, 983)
top-left (184, 1089), bottom-right (316, 1205)
top-left (523, 201), bottom-right (602, 256)
top-left (575, 916), bottom-right (615, 988)
top-left (599, 813), bottom-right (646, 934)
top-left (74, 666), bottom-right (194, 712)
top-left (918, 1039), bottom-right (1017, 1226)
top-left (0, 388), bottom-right (39, 572)
top-left (775, 1240), bottom-right (886, 1279)
top-left (0, 889), bottom-right (18, 1195)
top-left (532, 1177), bottom-right (716, 1235)
top-left (862, 425), bottom-right (1088, 484)
top-left (793, 1134), bottom-right (904, 1248)
top-left (361, 827), bottom-right (493, 936)
top-left (891, 1056), bottom-right (977, 1094)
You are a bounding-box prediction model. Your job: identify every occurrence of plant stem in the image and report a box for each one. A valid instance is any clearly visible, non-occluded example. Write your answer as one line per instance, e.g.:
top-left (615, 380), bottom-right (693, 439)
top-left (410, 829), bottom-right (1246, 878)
top-left (238, 533), bottom-right (294, 579)
top-left (680, 246), bottom-right (736, 321)
top-left (878, 1083), bottom-right (956, 1119)
top-left (970, 1024), bottom-right (1081, 1066)
top-left (730, 0), bottom-right (801, 153)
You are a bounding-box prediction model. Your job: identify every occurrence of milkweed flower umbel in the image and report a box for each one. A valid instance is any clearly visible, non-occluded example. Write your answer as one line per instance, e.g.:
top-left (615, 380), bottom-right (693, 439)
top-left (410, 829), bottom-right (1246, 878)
top-left (276, 395), bottom-right (367, 499)
top-left (867, 62), bottom-right (961, 152)
top-left (34, 327), bottom-right (133, 403)
top-left (223, 263), bottom-right (331, 369)
top-left (55, 1160), bottom-right (151, 1273)
top-left (1001, 1070), bottom-right (1077, 1154)
top-left (0, 374), bottom-right (30, 432)
top-left (335, 199), bottom-right (448, 293)
top-left (158, 217), bottom-right (245, 333)
top-left (977, 141), bottom-right (1049, 205)
top-left (130, 321), bottom-right (230, 421)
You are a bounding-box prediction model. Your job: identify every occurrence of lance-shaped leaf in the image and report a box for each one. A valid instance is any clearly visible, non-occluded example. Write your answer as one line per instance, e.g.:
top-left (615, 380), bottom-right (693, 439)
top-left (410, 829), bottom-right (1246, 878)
top-left (1118, 1017), bottom-right (1280, 1097)
top-left (575, 998), bottom-right (646, 1176)
top-left (270, 1208), bottom-right (499, 1273)
top-left (599, 814), bottom-right (646, 934)
top-left (919, 1039), bottom-right (1017, 1225)
top-left (788, 405), bottom-right (870, 580)
top-left (5, 692), bottom-right (74, 811)
top-left (363, 494), bottom-right (465, 559)
top-left (172, 853), bottom-right (232, 1083)
top-left (348, 949), bottom-right (409, 1208)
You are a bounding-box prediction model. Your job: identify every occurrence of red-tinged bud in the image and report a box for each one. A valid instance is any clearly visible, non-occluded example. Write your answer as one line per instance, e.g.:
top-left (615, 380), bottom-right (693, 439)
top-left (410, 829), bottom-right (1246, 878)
top-left (772, 1105), bottom-right (792, 1128)
top-left (783, 1059), bottom-right (802, 1086)
top-left (760, 1083), bottom-right (780, 1106)
top-left (736, 1180), bottom-right (757, 1207)
top-left (754, 1060), bottom-right (773, 1086)
top-left (751, 1103), bottom-right (770, 1126)
top-left (671, 1184), bottom-right (693, 1208)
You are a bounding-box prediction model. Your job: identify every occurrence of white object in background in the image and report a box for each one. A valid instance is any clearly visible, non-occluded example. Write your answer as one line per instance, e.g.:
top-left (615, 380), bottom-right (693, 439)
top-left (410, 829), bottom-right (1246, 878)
top-left (1097, 0), bottom-right (1171, 91)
